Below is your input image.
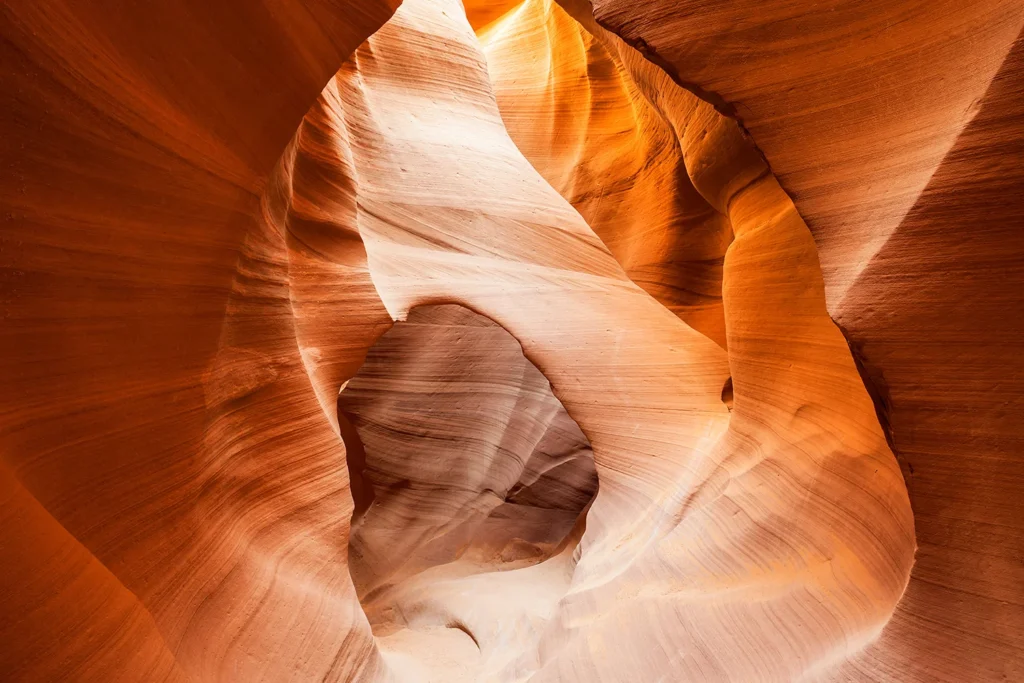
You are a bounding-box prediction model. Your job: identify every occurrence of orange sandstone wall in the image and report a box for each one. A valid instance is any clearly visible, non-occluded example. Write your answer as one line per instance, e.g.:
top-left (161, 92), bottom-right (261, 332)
top-left (0, 0), bottom-right (1017, 680)
top-left (584, 0), bottom-right (1024, 679)
top-left (320, 1), bottom-right (915, 679)
top-left (591, 0), bottom-right (1024, 303)
top-left (0, 1), bottom-right (398, 679)
top-left (479, 0), bottom-right (733, 346)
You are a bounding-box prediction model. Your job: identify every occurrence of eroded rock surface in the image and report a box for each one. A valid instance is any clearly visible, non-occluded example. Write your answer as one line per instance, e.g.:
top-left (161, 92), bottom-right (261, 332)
top-left (339, 304), bottom-right (597, 679)
top-left (0, 0), bottom-right (1019, 681)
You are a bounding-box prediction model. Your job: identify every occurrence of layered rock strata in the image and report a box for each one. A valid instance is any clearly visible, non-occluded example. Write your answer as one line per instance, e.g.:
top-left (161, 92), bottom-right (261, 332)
top-left (1, 0), bottom-right (1019, 681)
top-left (582, 0), bottom-right (1024, 679)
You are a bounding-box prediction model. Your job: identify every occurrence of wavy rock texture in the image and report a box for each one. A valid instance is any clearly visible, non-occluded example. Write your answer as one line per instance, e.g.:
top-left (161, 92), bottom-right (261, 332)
top-left (0, 0), bottom-right (399, 680)
top-left (582, 0), bottom-right (1024, 680)
top-left (592, 0), bottom-right (1024, 304)
top-left (340, 305), bottom-right (597, 589)
top-left (286, 0), bottom-right (911, 679)
top-left (478, 0), bottom-right (737, 347)
top-left (823, 36), bottom-right (1024, 683)
top-left (0, 0), bottom-right (1018, 682)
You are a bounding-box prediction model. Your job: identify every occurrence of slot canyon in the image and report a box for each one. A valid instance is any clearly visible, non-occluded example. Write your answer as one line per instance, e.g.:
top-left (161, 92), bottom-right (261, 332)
top-left (0, 0), bottom-right (1022, 681)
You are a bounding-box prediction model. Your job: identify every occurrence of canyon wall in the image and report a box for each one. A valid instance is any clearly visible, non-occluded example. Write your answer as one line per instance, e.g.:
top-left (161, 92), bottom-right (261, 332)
top-left (0, 1), bottom-right (399, 679)
top-left (1, 0), bottom-right (1020, 681)
top-left (587, 0), bottom-right (1024, 679)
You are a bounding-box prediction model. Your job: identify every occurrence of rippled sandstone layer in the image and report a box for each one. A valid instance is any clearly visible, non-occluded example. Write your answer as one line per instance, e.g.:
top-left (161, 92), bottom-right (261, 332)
top-left (581, 0), bottom-right (1024, 679)
top-left (1, 0), bottom-right (1020, 681)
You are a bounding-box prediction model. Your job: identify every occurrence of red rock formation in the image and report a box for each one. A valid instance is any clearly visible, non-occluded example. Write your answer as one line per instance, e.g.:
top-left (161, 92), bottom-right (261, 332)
top-left (339, 304), bottom-right (597, 597)
top-left (290, 1), bottom-right (913, 678)
top-left (0, 1), bottom-right (399, 679)
top-left (824, 37), bottom-right (1024, 683)
top-left (584, 0), bottom-right (1024, 679)
top-left (0, 0), bottom-right (1019, 681)
top-left (591, 0), bottom-right (1024, 303)
top-left (479, 0), bottom-right (733, 346)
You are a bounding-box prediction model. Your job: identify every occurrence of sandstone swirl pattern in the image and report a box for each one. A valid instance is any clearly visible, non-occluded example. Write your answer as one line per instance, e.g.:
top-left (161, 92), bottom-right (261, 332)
top-left (1, 0), bottom-right (1019, 682)
top-left (585, 0), bottom-right (1024, 679)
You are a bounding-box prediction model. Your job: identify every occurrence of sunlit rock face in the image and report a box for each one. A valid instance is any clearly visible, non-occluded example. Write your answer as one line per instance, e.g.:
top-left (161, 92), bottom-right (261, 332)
top-left (580, 0), bottom-right (1024, 680)
top-left (591, 0), bottom-right (1024, 304)
top-left (0, 1), bottom-right (1020, 682)
top-left (477, 0), bottom-right (736, 347)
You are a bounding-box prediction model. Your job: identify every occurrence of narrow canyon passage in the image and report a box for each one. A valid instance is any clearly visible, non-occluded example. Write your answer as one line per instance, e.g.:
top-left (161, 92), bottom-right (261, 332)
top-left (2, 0), bottom-right (1022, 681)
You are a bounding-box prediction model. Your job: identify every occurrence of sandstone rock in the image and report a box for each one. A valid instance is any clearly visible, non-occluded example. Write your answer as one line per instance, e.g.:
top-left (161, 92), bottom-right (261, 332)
top-left (0, 0), bottom-right (1018, 680)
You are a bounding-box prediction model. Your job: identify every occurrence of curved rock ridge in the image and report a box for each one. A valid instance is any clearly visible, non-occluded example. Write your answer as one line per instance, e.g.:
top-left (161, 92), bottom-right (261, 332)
top-left (823, 36), bottom-right (1024, 683)
top-left (0, 0), bottom-right (399, 680)
top-left (572, 1), bottom-right (1024, 679)
top-left (478, 0), bottom-right (735, 347)
top-left (317, 0), bottom-right (913, 679)
top-left (591, 0), bottom-right (1024, 305)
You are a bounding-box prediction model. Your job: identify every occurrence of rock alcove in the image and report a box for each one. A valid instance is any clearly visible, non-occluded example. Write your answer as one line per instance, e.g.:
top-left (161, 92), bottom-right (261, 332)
top-left (337, 304), bottom-right (598, 676)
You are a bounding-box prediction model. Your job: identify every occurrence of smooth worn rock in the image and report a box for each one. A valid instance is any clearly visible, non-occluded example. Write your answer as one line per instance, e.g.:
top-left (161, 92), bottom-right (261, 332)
top-left (1, 0), bottom-right (1019, 681)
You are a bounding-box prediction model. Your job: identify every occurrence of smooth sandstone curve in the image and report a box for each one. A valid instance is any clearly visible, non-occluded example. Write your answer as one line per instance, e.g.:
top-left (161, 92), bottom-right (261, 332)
top-left (0, 0), bottom-right (398, 679)
top-left (323, 0), bottom-right (915, 679)
top-left (6, 0), bottom-right (1018, 680)
top-left (579, 1), bottom-right (1024, 679)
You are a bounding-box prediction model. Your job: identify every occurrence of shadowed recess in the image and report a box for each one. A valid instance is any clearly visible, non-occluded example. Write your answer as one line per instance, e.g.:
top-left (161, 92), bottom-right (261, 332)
top-left (338, 304), bottom-right (598, 677)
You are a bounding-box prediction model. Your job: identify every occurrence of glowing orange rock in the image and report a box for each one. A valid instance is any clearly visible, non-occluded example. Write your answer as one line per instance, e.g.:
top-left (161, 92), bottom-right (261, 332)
top-left (1, 0), bottom-right (1019, 680)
